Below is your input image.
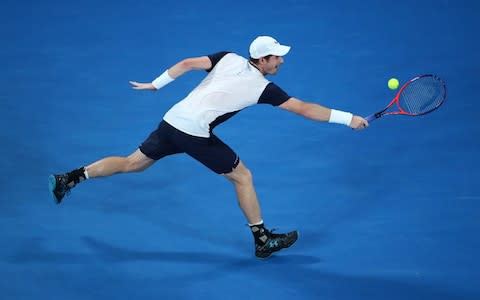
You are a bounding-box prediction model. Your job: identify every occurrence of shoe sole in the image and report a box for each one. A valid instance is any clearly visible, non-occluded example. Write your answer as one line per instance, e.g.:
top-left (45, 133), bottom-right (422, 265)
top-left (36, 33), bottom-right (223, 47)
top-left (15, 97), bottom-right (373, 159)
top-left (48, 175), bottom-right (60, 204)
top-left (256, 231), bottom-right (299, 259)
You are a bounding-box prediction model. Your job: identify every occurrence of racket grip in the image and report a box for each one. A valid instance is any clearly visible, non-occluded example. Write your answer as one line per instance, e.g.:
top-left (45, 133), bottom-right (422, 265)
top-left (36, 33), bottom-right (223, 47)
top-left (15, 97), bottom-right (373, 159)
top-left (365, 112), bottom-right (383, 122)
top-left (365, 114), bottom-right (377, 122)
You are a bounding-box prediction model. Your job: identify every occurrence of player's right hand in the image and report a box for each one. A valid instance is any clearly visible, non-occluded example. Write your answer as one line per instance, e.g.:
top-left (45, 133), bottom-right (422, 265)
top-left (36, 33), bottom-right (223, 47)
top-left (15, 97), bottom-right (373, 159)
top-left (350, 115), bottom-right (369, 130)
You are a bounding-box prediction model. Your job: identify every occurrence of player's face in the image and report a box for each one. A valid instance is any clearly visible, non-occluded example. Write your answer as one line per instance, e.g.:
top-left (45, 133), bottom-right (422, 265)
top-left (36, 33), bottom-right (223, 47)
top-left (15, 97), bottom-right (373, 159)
top-left (262, 55), bottom-right (284, 75)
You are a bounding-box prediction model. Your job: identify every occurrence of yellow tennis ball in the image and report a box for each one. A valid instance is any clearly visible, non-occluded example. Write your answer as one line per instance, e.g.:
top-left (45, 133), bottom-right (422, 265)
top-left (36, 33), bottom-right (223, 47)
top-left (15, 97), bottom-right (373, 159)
top-left (388, 78), bottom-right (399, 90)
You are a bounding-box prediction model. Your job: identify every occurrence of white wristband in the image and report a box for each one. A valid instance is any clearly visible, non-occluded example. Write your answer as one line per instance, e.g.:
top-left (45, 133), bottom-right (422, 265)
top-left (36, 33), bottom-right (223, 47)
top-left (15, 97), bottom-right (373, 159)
top-left (329, 109), bottom-right (353, 126)
top-left (151, 70), bottom-right (174, 90)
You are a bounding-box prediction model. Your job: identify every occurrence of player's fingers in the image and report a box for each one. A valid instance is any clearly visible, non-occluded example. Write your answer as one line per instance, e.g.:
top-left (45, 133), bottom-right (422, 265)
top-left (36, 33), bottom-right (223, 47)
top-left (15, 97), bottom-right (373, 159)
top-left (353, 121), bottom-right (368, 130)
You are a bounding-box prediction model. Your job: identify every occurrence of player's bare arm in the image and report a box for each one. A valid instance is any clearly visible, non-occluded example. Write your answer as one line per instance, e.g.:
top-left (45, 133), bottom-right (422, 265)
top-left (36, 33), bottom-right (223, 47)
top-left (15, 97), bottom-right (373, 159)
top-left (129, 56), bottom-right (212, 90)
top-left (280, 97), bottom-right (368, 129)
top-left (169, 56), bottom-right (213, 76)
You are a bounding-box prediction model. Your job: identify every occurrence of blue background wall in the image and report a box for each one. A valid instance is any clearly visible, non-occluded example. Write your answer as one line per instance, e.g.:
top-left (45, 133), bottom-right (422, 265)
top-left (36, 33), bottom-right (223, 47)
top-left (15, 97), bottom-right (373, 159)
top-left (1, 0), bottom-right (479, 299)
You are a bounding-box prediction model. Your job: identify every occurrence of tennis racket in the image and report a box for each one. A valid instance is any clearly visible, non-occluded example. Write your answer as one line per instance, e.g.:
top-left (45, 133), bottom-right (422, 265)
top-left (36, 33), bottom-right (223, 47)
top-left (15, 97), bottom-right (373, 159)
top-left (365, 74), bottom-right (447, 122)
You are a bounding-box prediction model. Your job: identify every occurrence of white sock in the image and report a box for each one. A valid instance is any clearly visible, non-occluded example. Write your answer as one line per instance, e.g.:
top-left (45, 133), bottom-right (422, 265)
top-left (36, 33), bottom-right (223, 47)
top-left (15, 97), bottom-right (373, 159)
top-left (248, 219), bottom-right (264, 227)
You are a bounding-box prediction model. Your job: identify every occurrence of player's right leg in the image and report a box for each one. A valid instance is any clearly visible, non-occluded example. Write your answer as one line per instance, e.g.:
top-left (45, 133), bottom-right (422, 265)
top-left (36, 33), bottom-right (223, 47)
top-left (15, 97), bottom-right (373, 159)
top-left (181, 131), bottom-right (299, 259)
top-left (48, 149), bottom-right (155, 204)
top-left (223, 161), bottom-right (298, 258)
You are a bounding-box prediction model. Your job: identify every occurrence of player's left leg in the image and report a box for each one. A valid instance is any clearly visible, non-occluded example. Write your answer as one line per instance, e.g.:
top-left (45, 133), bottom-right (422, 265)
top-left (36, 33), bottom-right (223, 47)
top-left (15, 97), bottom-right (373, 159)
top-left (49, 149), bottom-right (155, 204)
top-left (85, 149), bottom-right (155, 178)
top-left (49, 120), bottom-right (180, 204)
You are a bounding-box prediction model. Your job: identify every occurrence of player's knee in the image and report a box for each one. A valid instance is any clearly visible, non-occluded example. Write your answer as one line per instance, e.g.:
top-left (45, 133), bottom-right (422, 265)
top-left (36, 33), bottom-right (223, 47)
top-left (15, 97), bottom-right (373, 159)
top-left (123, 150), bottom-right (154, 173)
top-left (240, 167), bottom-right (253, 185)
top-left (124, 157), bottom-right (145, 173)
top-left (225, 163), bottom-right (253, 185)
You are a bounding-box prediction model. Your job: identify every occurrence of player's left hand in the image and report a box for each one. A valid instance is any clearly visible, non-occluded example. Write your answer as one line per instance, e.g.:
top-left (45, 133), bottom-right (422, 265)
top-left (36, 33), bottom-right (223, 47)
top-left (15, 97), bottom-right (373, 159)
top-left (129, 81), bottom-right (156, 90)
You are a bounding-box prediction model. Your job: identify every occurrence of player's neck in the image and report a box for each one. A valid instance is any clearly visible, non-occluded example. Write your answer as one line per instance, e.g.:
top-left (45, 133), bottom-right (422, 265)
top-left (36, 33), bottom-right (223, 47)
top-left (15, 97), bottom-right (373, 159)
top-left (248, 60), bottom-right (266, 75)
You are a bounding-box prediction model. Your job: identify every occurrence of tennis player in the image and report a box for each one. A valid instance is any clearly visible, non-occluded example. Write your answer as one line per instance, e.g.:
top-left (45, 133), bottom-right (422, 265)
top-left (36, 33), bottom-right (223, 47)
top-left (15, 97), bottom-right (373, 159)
top-left (49, 36), bottom-right (368, 258)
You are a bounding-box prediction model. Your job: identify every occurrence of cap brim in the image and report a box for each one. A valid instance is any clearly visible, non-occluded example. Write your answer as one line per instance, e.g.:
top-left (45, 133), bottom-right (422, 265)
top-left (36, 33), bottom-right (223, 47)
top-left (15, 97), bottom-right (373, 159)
top-left (271, 45), bottom-right (291, 57)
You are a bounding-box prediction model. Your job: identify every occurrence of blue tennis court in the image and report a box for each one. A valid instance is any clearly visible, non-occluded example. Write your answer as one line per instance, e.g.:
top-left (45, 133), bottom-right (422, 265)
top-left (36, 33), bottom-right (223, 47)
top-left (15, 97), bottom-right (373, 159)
top-left (1, 0), bottom-right (479, 299)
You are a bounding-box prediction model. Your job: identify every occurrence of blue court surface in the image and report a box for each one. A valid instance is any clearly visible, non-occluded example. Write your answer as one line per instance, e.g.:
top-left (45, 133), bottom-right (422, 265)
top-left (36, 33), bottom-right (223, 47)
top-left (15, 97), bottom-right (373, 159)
top-left (1, 0), bottom-right (479, 299)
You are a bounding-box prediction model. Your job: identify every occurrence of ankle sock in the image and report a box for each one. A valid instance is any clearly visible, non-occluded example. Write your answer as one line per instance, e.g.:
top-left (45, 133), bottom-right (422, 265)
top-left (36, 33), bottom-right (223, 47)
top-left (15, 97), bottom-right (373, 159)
top-left (249, 222), bottom-right (269, 245)
top-left (66, 167), bottom-right (88, 187)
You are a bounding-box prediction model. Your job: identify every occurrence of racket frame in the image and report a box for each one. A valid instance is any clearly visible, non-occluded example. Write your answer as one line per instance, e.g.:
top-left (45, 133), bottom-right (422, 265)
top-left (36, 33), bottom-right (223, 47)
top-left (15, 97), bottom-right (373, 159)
top-left (366, 74), bottom-right (446, 122)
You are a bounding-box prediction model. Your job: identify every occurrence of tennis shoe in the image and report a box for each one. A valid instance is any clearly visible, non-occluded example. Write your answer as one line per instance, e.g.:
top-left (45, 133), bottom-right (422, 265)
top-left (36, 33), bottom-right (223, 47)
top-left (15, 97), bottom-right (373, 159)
top-left (255, 229), bottom-right (298, 258)
top-left (48, 174), bottom-right (71, 204)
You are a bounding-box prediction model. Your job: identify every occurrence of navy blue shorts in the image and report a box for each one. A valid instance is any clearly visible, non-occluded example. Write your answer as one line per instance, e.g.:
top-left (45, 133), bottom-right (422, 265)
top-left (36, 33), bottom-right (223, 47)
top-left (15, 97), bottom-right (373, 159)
top-left (139, 120), bottom-right (240, 174)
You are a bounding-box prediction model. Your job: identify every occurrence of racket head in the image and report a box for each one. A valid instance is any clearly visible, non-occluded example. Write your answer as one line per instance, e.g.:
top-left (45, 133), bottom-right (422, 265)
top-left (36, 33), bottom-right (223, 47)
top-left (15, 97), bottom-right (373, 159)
top-left (391, 74), bottom-right (447, 116)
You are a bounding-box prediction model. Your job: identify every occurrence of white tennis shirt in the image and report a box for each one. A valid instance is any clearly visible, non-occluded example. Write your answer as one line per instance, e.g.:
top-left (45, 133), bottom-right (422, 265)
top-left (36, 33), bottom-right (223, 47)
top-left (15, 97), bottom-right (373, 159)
top-left (163, 52), bottom-right (288, 138)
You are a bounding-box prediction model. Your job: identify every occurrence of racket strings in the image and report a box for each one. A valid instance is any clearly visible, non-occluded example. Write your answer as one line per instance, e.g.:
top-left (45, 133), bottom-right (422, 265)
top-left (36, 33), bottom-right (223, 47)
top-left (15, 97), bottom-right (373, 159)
top-left (398, 76), bottom-right (445, 115)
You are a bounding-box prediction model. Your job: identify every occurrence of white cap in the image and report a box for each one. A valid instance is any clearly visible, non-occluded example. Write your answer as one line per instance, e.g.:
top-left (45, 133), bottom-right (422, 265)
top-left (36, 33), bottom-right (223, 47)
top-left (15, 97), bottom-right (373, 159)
top-left (249, 36), bottom-right (291, 59)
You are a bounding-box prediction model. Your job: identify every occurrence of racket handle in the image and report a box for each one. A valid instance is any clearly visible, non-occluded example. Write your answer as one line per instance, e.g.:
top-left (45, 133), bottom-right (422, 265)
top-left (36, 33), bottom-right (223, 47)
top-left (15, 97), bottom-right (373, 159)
top-left (365, 113), bottom-right (381, 122)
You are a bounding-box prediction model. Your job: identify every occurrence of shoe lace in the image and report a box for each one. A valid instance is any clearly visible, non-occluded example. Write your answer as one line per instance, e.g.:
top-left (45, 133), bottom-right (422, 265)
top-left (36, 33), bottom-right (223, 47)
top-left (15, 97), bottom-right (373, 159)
top-left (266, 228), bottom-right (283, 238)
